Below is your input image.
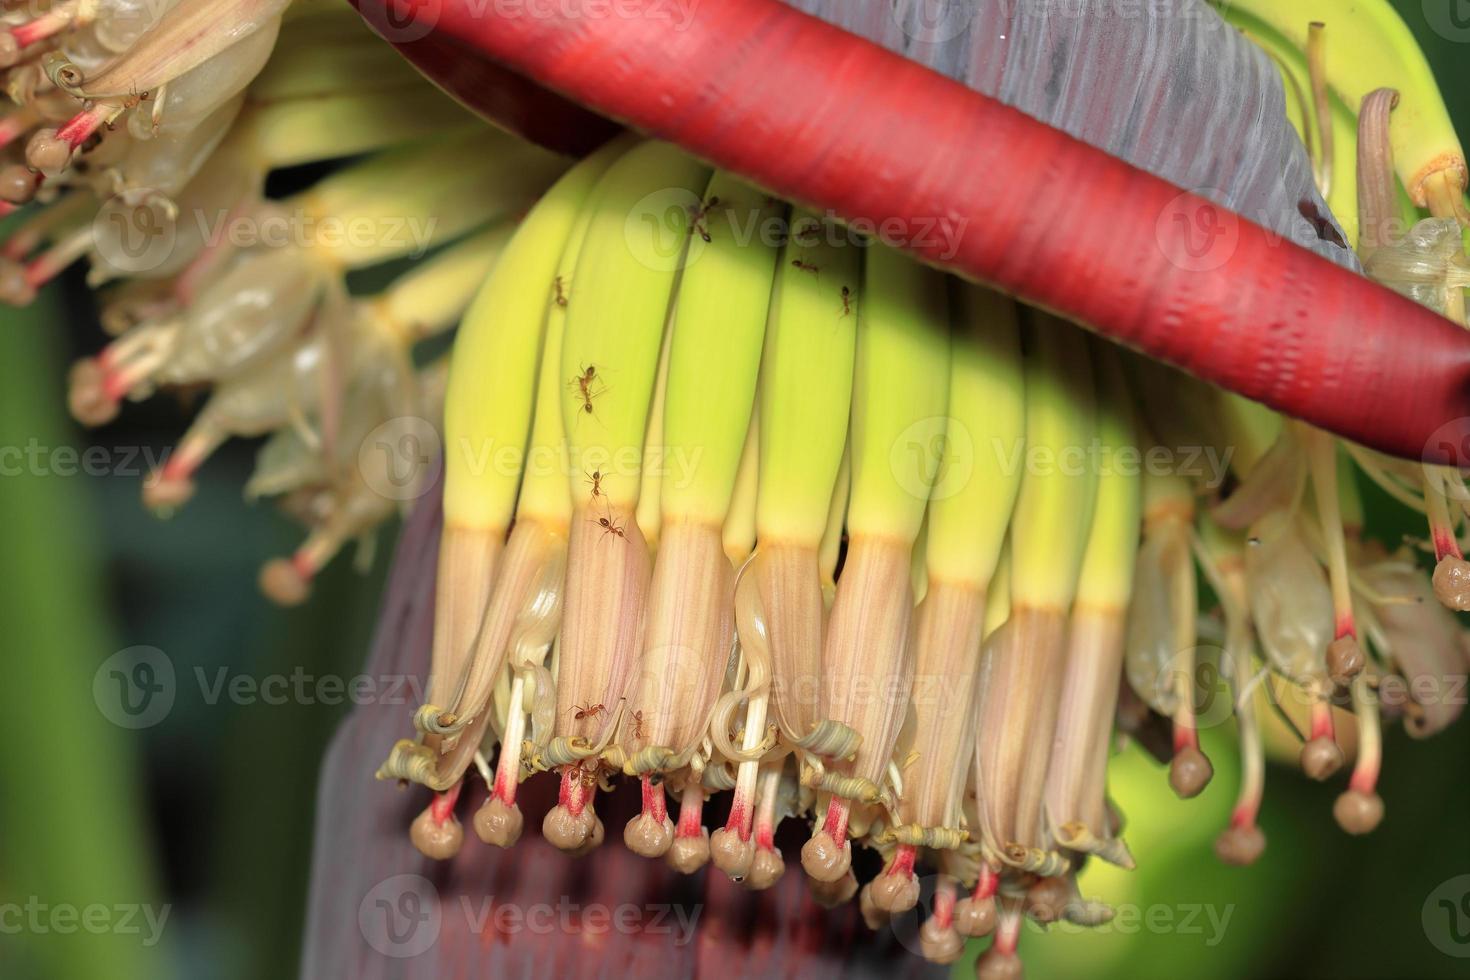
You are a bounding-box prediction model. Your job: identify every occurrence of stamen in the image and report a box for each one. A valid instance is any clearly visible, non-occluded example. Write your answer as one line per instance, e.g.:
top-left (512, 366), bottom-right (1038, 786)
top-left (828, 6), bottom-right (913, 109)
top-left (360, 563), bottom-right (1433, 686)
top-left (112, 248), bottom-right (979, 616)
top-left (27, 103), bottom-right (120, 172)
top-left (867, 843), bottom-right (919, 914)
top-left (918, 874), bottom-right (964, 964)
top-left (1300, 701), bottom-right (1344, 781)
top-left (976, 896), bottom-right (1025, 980)
top-left (1334, 675), bottom-right (1384, 835)
top-left (542, 763), bottom-right (599, 852)
top-left (799, 795), bottom-right (852, 883)
top-left (743, 764), bottom-right (785, 890)
top-left (623, 774), bottom-right (673, 858)
top-left (408, 781), bottom-right (464, 860)
top-left (666, 781), bottom-right (709, 873)
top-left (953, 862), bottom-right (999, 937)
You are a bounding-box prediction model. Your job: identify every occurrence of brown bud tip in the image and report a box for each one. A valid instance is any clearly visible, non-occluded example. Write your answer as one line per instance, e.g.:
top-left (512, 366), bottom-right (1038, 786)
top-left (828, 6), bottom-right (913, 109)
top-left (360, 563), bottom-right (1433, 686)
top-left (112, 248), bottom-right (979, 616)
top-left (409, 806), bottom-right (463, 861)
top-left (67, 358), bottom-right (119, 427)
top-left (744, 847), bottom-right (784, 891)
top-left (869, 868), bottom-right (920, 914)
top-left (542, 804), bottom-right (594, 852)
top-left (1300, 736), bottom-right (1344, 781)
top-left (799, 830), bottom-right (850, 883)
top-left (1025, 876), bottom-right (1070, 924)
top-left (1327, 636), bottom-right (1366, 686)
top-left (975, 947), bottom-right (1024, 980)
top-left (953, 895), bottom-right (998, 938)
top-left (0, 165), bottom-right (36, 204)
top-left (1214, 824), bottom-right (1266, 866)
top-left (666, 830), bottom-right (710, 874)
top-left (709, 827), bottom-right (755, 879)
top-left (26, 128), bottom-right (72, 173)
top-left (0, 259), bottom-right (36, 307)
top-left (143, 474), bottom-right (197, 514)
top-left (1333, 790), bottom-right (1384, 835)
top-left (807, 870), bottom-right (858, 908)
top-left (920, 916), bottom-right (965, 964)
top-left (0, 34), bottom-right (21, 69)
top-left (259, 559), bottom-right (311, 607)
top-left (1433, 556), bottom-right (1470, 611)
top-left (623, 813), bottom-right (674, 858)
top-left (859, 883), bottom-right (889, 929)
top-left (568, 814), bottom-right (605, 857)
top-left (473, 797), bottom-right (522, 848)
top-left (1169, 744), bottom-right (1214, 799)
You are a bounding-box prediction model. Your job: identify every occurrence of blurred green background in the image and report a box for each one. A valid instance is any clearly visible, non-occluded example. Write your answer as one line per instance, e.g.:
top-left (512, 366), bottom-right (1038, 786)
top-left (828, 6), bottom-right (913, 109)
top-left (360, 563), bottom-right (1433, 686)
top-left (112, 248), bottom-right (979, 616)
top-left (0, 2), bottom-right (1467, 978)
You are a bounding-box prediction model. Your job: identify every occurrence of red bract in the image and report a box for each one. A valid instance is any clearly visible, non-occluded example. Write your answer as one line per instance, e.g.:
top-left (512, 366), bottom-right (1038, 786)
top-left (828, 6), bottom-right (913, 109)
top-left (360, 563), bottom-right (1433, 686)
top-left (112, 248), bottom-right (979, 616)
top-left (348, 0), bottom-right (1470, 463)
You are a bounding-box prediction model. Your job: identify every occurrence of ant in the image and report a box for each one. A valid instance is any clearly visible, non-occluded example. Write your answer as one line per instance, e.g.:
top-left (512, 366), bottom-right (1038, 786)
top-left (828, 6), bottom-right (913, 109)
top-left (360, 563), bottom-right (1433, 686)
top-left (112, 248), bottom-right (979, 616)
top-left (568, 363), bottom-right (606, 417)
top-left (793, 220), bottom-right (822, 246)
top-left (840, 285), bottom-right (853, 316)
top-left (584, 468), bottom-right (605, 499)
top-left (689, 195), bottom-right (721, 243)
top-left (553, 276), bottom-right (568, 308)
top-left (593, 511), bottom-right (626, 539)
top-left (572, 702), bottom-right (605, 721)
top-left (792, 258), bottom-right (820, 275)
top-left (631, 710), bottom-right (647, 740)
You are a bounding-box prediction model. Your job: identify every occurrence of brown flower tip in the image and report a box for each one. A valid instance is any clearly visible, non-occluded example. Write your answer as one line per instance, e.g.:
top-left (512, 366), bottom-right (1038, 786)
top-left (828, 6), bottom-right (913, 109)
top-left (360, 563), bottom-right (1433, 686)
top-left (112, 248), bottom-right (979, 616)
top-left (1214, 824), bottom-right (1266, 866)
top-left (67, 358), bottom-right (119, 427)
top-left (665, 831), bottom-right (710, 874)
top-left (1169, 745), bottom-right (1214, 799)
top-left (1433, 556), bottom-right (1470, 611)
top-left (709, 827), bottom-right (754, 879)
top-left (259, 558), bottom-right (312, 607)
top-left (919, 917), bottom-right (964, 964)
top-left (25, 128), bottom-right (71, 173)
top-left (0, 164), bottom-right (37, 205)
top-left (858, 883), bottom-right (890, 930)
top-left (1300, 736), bottom-right (1345, 781)
top-left (800, 830), bottom-right (851, 882)
top-left (954, 895), bottom-right (998, 937)
top-left (807, 870), bottom-right (858, 908)
top-left (623, 813), bottom-right (674, 858)
top-left (744, 847), bottom-right (784, 891)
top-left (1333, 790), bottom-right (1384, 835)
top-left (1326, 636), bottom-right (1366, 686)
top-left (975, 947), bottom-right (1024, 980)
top-left (869, 867), bottom-right (920, 914)
top-left (568, 814), bottom-right (606, 858)
top-left (409, 805), bottom-right (463, 861)
top-left (542, 804), bottom-right (595, 852)
top-left (143, 471), bottom-right (197, 513)
top-left (473, 797), bottom-right (523, 849)
top-left (1024, 876), bottom-right (1070, 924)
top-left (0, 259), bottom-right (36, 307)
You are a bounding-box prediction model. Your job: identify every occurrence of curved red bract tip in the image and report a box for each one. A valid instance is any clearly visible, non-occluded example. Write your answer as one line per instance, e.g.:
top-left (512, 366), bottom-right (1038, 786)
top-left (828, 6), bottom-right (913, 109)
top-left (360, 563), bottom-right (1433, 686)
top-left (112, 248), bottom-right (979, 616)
top-left (347, 0), bottom-right (1470, 463)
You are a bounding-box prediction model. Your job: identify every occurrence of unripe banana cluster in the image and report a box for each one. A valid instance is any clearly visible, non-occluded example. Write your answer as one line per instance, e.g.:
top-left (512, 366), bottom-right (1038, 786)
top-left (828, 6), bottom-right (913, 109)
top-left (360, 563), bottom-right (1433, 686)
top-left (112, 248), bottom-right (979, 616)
top-left (4, 0), bottom-right (1469, 975)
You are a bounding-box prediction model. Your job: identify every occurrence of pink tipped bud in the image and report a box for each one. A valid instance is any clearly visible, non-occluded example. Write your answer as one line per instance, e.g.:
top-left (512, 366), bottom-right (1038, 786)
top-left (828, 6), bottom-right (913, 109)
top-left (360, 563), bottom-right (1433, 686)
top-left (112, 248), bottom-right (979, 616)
top-left (1214, 824), bottom-right (1266, 866)
top-left (1300, 735), bottom-right (1345, 781)
top-left (0, 165), bottom-right (39, 205)
top-left (473, 796), bottom-right (523, 848)
top-left (0, 258), bottom-right (36, 306)
top-left (1169, 744), bottom-right (1214, 799)
top-left (1333, 790), bottom-right (1384, 835)
top-left (1433, 556), bottom-right (1470, 611)
top-left (25, 127), bottom-right (72, 173)
top-left (409, 803), bottom-right (463, 861)
top-left (259, 557), bottom-right (312, 607)
top-left (67, 358), bottom-right (119, 427)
